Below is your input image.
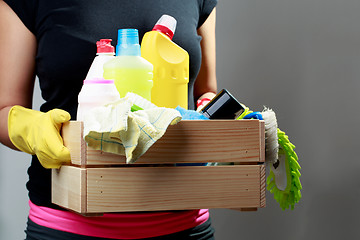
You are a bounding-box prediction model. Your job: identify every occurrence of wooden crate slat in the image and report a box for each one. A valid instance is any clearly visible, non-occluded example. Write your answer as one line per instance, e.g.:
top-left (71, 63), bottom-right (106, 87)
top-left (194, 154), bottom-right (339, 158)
top-left (259, 120), bottom-right (266, 162)
top-left (61, 121), bottom-right (86, 166)
top-left (62, 120), bottom-right (264, 165)
top-left (260, 165), bottom-right (266, 208)
top-left (51, 166), bottom-right (87, 213)
top-left (86, 165), bottom-right (263, 213)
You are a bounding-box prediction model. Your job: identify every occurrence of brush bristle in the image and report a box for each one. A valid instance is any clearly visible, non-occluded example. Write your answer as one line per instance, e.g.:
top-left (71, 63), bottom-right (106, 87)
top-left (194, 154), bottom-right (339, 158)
top-left (261, 107), bottom-right (279, 164)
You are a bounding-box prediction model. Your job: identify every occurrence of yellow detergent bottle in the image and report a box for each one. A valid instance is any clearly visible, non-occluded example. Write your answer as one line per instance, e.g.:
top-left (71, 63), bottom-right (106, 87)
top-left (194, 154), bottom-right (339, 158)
top-left (103, 29), bottom-right (153, 101)
top-left (141, 15), bottom-right (189, 109)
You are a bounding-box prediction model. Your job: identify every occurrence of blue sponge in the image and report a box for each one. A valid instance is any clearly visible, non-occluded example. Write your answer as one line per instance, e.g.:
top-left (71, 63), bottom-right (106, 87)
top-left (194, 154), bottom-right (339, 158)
top-left (175, 106), bottom-right (209, 120)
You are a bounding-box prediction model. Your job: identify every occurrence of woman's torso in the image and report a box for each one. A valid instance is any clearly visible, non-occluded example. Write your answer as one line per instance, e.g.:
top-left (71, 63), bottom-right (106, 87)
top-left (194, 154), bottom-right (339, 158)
top-left (4, 0), bottom-right (217, 238)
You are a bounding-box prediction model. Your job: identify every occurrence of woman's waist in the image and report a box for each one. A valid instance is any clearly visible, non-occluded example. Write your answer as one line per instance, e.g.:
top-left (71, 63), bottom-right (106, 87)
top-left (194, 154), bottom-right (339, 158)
top-left (28, 200), bottom-right (209, 239)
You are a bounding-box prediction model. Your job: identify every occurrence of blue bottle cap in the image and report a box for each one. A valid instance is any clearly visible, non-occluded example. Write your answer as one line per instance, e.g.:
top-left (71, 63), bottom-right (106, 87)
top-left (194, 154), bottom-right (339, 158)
top-left (116, 29), bottom-right (141, 56)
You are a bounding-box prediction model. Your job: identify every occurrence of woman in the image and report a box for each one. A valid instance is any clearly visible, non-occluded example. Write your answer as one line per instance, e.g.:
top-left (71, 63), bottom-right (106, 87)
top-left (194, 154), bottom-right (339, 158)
top-left (0, 0), bottom-right (218, 239)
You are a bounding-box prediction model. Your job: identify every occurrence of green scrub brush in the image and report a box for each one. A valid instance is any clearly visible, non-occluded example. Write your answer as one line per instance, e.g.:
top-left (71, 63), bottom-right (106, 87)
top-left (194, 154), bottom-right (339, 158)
top-left (242, 106), bottom-right (302, 210)
top-left (266, 128), bottom-right (302, 210)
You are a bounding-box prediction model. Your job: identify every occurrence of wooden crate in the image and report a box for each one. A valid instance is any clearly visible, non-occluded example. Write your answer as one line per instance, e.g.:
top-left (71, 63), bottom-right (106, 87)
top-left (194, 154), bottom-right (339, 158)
top-left (52, 120), bottom-right (266, 214)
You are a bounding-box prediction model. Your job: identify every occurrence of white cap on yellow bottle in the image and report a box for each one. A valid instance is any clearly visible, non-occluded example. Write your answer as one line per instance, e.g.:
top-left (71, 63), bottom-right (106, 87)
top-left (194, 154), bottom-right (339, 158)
top-left (153, 15), bottom-right (177, 40)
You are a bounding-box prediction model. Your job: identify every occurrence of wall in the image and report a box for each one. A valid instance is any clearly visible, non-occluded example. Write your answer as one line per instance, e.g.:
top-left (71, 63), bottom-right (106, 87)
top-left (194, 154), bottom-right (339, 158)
top-left (211, 1), bottom-right (360, 239)
top-left (1, 0), bottom-right (359, 239)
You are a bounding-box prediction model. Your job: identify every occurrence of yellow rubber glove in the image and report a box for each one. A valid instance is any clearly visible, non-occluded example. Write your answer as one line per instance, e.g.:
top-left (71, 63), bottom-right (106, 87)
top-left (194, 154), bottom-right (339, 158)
top-left (8, 105), bottom-right (71, 169)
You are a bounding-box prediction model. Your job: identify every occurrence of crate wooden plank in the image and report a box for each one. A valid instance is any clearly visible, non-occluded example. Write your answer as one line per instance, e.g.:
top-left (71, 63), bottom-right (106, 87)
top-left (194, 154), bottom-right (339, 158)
top-left (260, 119), bottom-right (265, 162)
top-left (62, 120), bottom-right (264, 166)
top-left (260, 164), bottom-right (266, 208)
top-left (85, 165), bottom-right (265, 213)
top-left (51, 166), bottom-right (87, 213)
top-left (61, 121), bottom-right (86, 166)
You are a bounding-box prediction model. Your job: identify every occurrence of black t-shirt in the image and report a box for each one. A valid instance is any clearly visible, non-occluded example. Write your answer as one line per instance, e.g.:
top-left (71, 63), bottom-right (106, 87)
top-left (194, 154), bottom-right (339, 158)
top-left (4, 0), bottom-right (217, 208)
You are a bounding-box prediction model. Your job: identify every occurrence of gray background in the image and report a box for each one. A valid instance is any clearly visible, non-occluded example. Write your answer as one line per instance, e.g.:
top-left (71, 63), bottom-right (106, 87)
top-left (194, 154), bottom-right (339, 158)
top-left (1, 0), bottom-right (359, 239)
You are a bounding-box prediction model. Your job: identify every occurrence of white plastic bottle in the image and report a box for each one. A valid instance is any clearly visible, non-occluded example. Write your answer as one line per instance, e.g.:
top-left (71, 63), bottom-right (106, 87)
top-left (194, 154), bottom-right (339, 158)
top-left (85, 39), bottom-right (115, 80)
top-left (77, 39), bottom-right (120, 121)
top-left (76, 78), bottom-right (120, 121)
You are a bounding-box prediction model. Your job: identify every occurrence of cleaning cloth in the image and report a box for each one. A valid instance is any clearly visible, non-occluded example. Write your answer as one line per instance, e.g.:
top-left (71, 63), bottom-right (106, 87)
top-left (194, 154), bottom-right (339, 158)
top-left (83, 97), bottom-right (182, 163)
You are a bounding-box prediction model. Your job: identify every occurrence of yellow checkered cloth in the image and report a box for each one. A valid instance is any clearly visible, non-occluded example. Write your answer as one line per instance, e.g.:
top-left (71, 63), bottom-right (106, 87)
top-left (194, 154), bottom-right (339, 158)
top-left (83, 97), bottom-right (182, 163)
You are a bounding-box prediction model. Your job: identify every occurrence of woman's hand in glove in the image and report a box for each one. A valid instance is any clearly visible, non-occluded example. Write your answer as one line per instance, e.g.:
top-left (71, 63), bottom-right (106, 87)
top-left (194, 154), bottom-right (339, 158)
top-left (7, 105), bottom-right (71, 169)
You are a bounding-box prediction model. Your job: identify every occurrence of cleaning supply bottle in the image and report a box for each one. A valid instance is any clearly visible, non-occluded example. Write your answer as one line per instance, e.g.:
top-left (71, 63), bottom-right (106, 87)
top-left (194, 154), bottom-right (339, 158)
top-left (141, 15), bottom-right (189, 109)
top-left (103, 29), bottom-right (153, 101)
top-left (77, 39), bottom-right (120, 121)
top-left (76, 78), bottom-right (120, 121)
top-left (86, 39), bottom-right (115, 80)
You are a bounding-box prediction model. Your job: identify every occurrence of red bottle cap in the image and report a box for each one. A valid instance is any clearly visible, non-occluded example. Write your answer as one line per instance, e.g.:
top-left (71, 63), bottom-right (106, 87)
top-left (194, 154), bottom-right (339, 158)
top-left (96, 39), bottom-right (115, 54)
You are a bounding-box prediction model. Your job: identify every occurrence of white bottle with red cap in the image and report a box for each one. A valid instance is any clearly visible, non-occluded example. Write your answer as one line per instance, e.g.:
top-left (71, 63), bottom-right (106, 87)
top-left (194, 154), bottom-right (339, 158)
top-left (86, 39), bottom-right (116, 79)
top-left (76, 39), bottom-right (120, 121)
top-left (141, 15), bottom-right (189, 109)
